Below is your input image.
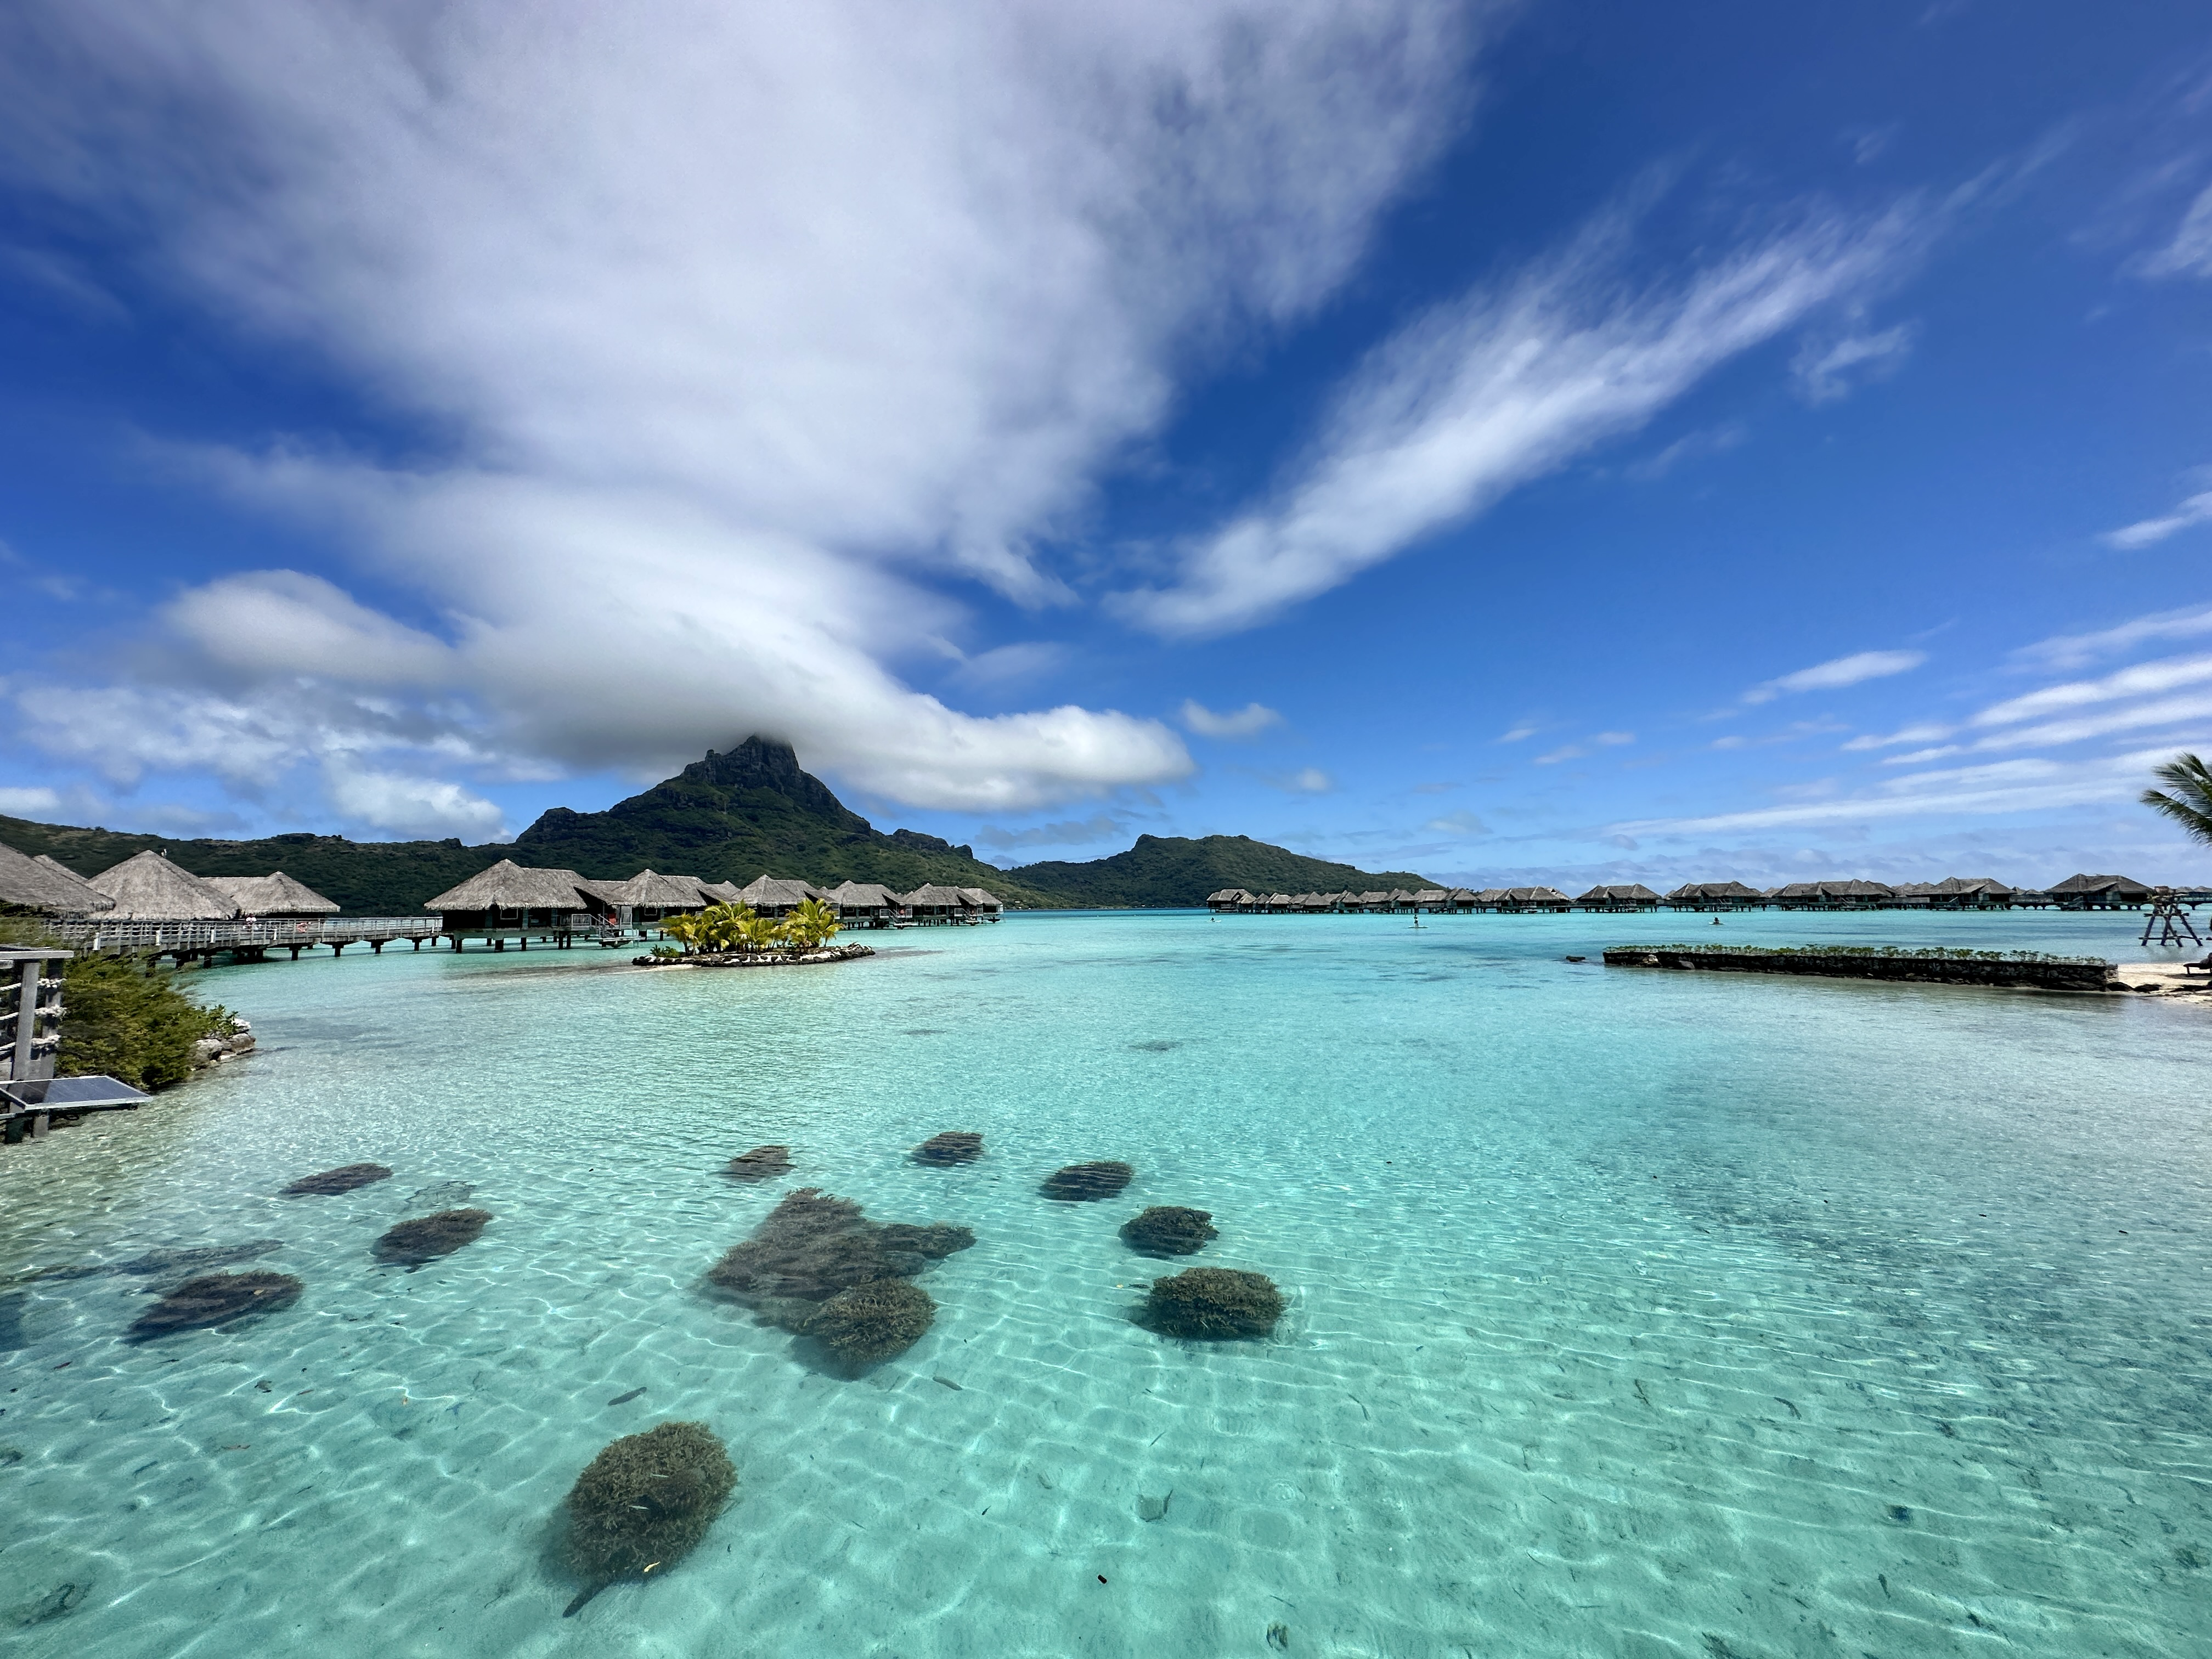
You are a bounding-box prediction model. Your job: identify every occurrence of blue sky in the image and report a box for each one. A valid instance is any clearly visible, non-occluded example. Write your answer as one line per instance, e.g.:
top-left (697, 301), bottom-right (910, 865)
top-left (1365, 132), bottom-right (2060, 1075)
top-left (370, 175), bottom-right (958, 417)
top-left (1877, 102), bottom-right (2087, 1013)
top-left (3, 1), bottom-right (2211, 889)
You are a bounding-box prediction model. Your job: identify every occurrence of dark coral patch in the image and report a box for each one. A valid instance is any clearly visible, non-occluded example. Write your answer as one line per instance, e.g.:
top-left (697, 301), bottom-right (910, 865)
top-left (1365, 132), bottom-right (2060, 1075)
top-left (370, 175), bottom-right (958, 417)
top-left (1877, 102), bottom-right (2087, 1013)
top-left (707, 1188), bottom-right (895, 1307)
top-left (562, 1420), bottom-right (736, 1597)
top-left (373, 1209), bottom-right (493, 1264)
top-left (280, 1163), bottom-right (392, 1197)
top-left (879, 1223), bottom-right (975, 1259)
top-left (912, 1132), bottom-right (983, 1165)
top-left (1142, 1267), bottom-right (1283, 1340)
top-left (126, 1271), bottom-right (304, 1341)
top-left (1041, 1161), bottom-right (1133, 1201)
top-left (805, 1279), bottom-right (936, 1363)
top-left (724, 1146), bottom-right (793, 1182)
top-left (1120, 1206), bottom-right (1217, 1256)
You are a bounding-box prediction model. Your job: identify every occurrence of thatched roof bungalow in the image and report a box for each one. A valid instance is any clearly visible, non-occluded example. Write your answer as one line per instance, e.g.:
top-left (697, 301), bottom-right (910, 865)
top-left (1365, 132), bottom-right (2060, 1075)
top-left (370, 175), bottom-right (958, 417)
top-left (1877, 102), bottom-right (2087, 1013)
top-left (827, 881), bottom-right (901, 921)
top-left (1411, 888), bottom-right (1450, 912)
top-left (1928, 876), bottom-right (2015, 908)
top-left (1665, 881), bottom-right (1765, 910)
top-left (601, 870), bottom-right (713, 918)
top-left (89, 850), bottom-right (239, 922)
top-left (422, 860), bottom-right (619, 933)
top-left (2045, 873), bottom-right (2151, 909)
top-left (735, 875), bottom-right (827, 916)
top-left (0, 844), bottom-right (113, 916)
top-left (1770, 879), bottom-right (1893, 909)
top-left (1498, 885), bottom-right (1572, 912)
top-left (1578, 883), bottom-right (1661, 910)
top-left (901, 882), bottom-right (969, 921)
top-left (204, 872), bottom-right (341, 918)
top-left (1206, 888), bottom-right (1251, 912)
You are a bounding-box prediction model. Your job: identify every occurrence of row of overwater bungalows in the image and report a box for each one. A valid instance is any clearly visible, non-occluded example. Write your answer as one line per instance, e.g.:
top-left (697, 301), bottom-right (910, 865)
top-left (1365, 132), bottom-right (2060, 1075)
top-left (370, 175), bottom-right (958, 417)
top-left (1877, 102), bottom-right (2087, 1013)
top-left (0, 844), bottom-right (1002, 930)
top-left (1205, 873), bottom-right (2173, 915)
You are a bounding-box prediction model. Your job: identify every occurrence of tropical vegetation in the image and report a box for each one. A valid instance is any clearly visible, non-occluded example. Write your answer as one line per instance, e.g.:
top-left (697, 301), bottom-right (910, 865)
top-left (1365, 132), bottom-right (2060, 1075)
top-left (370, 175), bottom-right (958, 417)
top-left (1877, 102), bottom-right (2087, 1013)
top-left (2142, 752), bottom-right (2212, 849)
top-left (0, 917), bottom-right (233, 1090)
top-left (658, 899), bottom-right (842, 957)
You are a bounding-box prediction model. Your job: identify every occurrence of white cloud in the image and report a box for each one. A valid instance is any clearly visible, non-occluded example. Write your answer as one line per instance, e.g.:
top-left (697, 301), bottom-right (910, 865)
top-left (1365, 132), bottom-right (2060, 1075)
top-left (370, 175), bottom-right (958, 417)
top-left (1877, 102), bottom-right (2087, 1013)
top-left (2013, 602), bottom-right (2212, 672)
top-left (1840, 721), bottom-right (1954, 751)
top-left (0, 0), bottom-right (1485, 810)
top-left (322, 759), bottom-right (507, 840)
top-left (1180, 699), bottom-right (1284, 739)
top-left (2099, 489), bottom-right (2212, 550)
top-left (1615, 749), bottom-right (2186, 837)
top-left (1498, 723), bottom-right (1539, 742)
top-left (1791, 319), bottom-right (1915, 404)
top-left (1743, 649), bottom-right (1926, 704)
top-left (1266, 766), bottom-right (1334, 793)
top-left (2140, 180), bottom-right (2212, 279)
top-left (1534, 744), bottom-right (1584, 765)
top-left (1973, 651), bottom-right (2212, 728)
top-left (1967, 691), bottom-right (2212, 754)
top-left (0, 786), bottom-right (63, 816)
top-left (1623, 420), bottom-right (1746, 482)
top-left (1422, 809), bottom-right (1489, 836)
top-left (1592, 730), bottom-right (1635, 746)
top-left (1114, 193), bottom-right (1931, 636)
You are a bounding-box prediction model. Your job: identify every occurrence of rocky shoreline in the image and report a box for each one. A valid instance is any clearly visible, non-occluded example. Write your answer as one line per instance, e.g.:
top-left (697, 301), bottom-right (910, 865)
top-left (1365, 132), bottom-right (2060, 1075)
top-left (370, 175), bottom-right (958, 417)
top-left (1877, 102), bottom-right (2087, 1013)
top-left (634, 943), bottom-right (877, 970)
top-left (190, 1014), bottom-right (257, 1070)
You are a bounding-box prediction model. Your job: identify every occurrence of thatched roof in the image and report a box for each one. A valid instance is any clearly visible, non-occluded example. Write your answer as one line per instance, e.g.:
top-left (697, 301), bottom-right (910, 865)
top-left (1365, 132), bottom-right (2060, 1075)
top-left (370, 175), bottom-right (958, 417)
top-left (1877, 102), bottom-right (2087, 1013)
top-left (1502, 886), bottom-right (1571, 905)
top-left (700, 880), bottom-right (743, 903)
top-left (958, 888), bottom-right (1003, 910)
top-left (1206, 888), bottom-right (1250, 904)
top-left (87, 850), bottom-right (240, 921)
top-left (1357, 890), bottom-right (1389, 904)
top-left (827, 881), bottom-right (900, 909)
top-left (1475, 888), bottom-right (1509, 902)
top-left (1667, 880), bottom-right (1763, 900)
top-left (203, 872), bottom-right (341, 916)
top-left (2047, 872), bottom-right (2149, 897)
top-left (1578, 883), bottom-right (1661, 902)
top-left (1413, 889), bottom-right (1449, 905)
top-left (603, 870), bottom-right (712, 909)
top-left (422, 860), bottom-right (613, 913)
top-left (0, 844), bottom-right (114, 915)
top-left (902, 883), bottom-right (968, 908)
top-left (735, 874), bottom-right (825, 910)
top-left (1933, 876), bottom-right (2014, 896)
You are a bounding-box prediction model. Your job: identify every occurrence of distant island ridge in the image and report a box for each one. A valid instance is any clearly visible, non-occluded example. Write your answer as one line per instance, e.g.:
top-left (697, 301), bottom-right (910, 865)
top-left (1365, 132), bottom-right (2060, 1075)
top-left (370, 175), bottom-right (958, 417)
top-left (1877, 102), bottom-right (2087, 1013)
top-left (0, 737), bottom-right (1435, 915)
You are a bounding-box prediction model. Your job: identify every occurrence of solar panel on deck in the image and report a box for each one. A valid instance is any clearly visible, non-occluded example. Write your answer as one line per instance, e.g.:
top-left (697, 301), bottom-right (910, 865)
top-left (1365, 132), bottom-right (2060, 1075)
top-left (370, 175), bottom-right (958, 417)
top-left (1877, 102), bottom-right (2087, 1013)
top-left (0, 1075), bottom-right (150, 1112)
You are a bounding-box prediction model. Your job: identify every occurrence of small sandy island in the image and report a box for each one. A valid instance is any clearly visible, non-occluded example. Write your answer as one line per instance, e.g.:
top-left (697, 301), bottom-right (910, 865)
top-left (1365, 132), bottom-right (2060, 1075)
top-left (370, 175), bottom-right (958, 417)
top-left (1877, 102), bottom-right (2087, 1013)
top-left (636, 944), bottom-right (876, 969)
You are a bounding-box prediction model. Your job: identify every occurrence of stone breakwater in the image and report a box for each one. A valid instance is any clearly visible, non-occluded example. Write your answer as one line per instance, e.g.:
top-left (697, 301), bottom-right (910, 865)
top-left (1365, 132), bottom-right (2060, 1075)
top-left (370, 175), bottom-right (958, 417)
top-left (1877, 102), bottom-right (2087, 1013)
top-left (190, 1015), bottom-right (257, 1071)
top-left (634, 944), bottom-right (877, 970)
top-left (1602, 947), bottom-right (2117, 994)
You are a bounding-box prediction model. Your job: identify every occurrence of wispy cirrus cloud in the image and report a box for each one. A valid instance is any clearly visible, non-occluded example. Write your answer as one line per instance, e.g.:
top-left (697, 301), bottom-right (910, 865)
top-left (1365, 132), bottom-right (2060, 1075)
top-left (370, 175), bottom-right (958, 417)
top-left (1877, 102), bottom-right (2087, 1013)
top-left (2140, 180), bottom-right (2212, 279)
top-left (1179, 698), bottom-right (1284, 738)
top-left (1743, 648), bottom-right (1926, 704)
top-left (2013, 601), bottom-right (2212, 672)
top-left (1972, 650), bottom-right (2212, 727)
top-left (1113, 191), bottom-right (1935, 637)
top-left (1841, 720), bottom-right (1954, 751)
top-left (2100, 488), bottom-right (2212, 550)
top-left (1791, 318), bottom-right (1916, 404)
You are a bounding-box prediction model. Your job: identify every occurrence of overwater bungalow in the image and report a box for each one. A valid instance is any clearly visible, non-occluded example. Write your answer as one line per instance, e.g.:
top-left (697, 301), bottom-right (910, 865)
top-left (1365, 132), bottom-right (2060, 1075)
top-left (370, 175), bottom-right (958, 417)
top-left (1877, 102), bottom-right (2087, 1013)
top-left (1205, 888), bottom-right (1249, 912)
top-left (733, 875), bottom-right (828, 916)
top-left (1769, 879), bottom-right (1894, 909)
top-left (1473, 888), bottom-right (1509, 909)
top-left (1927, 876), bottom-right (2016, 909)
top-left (2046, 873), bottom-right (2152, 909)
top-left (1498, 886), bottom-right (1573, 912)
top-left (1412, 888), bottom-right (1451, 913)
top-left (204, 872), bottom-right (341, 918)
top-left (0, 843), bottom-right (112, 917)
top-left (901, 883), bottom-right (971, 923)
top-left (89, 851), bottom-right (240, 921)
top-left (827, 881), bottom-right (902, 926)
top-left (1577, 883), bottom-right (1662, 910)
top-left (602, 870), bottom-right (714, 922)
top-left (424, 860), bottom-right (619, 944)
top-left (1447, 888), bottom-right (1479, 912)
top-left (1664, 881), bottom-right (1766, 910)
top-left (956, 887), bottom-right (1003, 919)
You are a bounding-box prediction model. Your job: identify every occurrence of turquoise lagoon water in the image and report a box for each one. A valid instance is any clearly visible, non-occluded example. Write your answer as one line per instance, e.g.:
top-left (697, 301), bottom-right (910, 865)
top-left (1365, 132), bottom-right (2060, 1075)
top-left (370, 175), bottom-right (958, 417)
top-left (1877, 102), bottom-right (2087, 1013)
top-left (2, 909), bottom-right (2208, 1658)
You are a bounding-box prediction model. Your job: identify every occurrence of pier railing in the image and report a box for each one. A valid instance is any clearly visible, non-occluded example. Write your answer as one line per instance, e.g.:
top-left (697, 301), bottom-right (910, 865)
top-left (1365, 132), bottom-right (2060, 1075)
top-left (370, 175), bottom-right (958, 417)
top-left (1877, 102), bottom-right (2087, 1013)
top-left (45, 917), bottom-right (447, 952)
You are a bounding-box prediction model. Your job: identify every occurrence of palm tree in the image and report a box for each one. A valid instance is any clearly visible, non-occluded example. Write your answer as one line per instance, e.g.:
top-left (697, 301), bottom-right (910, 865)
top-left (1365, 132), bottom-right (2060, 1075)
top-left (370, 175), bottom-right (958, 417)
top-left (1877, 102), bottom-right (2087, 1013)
top-left (698, 902), bottom-right (753, 951)
top-left (734, 912), bottom-right (780, 955)
top-left (661, 912), bottom-right (710, 954)
top-left (2143, 752), bottom-right (2212, 847)
top-left (783, 897), bottom-right (842, 950)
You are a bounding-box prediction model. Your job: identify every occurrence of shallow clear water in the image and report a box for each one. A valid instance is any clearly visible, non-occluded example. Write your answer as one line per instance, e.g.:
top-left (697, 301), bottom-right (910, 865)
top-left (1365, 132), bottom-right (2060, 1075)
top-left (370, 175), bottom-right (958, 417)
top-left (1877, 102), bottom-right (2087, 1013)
top-left (3, 910), bottom-right (2209, 1657)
